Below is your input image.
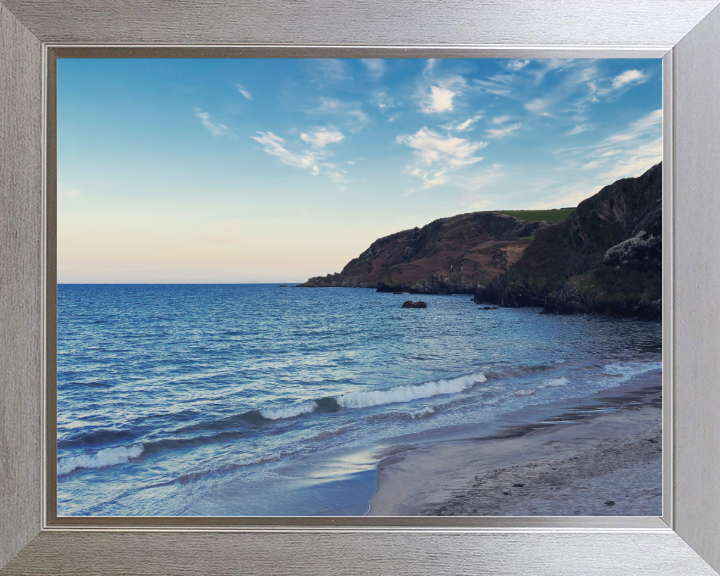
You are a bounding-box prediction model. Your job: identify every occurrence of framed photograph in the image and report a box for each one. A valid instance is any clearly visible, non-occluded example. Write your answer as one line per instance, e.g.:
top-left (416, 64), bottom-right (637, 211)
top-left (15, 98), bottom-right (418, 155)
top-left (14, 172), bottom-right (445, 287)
top-left (2, 1), bottom-right (720, 574)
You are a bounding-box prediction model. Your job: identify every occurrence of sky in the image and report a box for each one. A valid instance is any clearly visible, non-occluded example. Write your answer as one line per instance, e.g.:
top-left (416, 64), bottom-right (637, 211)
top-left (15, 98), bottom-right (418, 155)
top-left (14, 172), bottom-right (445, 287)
top-left (57, 58), bottom-right (662, 283)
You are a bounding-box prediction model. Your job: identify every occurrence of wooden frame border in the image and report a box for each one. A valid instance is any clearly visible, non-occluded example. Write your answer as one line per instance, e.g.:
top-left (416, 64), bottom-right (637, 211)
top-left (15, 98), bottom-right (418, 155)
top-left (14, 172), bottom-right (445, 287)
top-left (2, 1), bottom-right (720, 574)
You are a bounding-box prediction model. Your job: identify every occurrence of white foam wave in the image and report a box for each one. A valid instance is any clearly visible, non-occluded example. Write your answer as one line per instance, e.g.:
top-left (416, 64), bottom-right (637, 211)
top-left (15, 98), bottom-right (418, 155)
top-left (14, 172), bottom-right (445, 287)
top-left (336, 372), bottom-right (486, 409)
top-left (410, 407), bottom-right (435, 418)
top-left (58, 444), bottom-right (143, 476)
top-left (604, 362), bottom-right (662, 381)
top-left (513, 388), bottom-right (537, 397)
top-left (543, 376), bottom-right (570, 387)
top-left (260, 401), bottom-right (317, 420)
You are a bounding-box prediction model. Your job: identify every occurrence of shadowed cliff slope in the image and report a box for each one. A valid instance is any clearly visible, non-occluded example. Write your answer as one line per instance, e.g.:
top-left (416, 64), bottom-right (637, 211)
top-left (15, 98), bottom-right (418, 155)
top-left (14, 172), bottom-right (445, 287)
top-left (476, 162), bottom-right (662, 319)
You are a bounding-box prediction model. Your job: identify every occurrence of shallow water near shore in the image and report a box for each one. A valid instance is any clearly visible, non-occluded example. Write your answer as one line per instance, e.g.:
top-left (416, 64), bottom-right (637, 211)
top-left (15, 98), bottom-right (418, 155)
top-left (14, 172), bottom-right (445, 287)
top-left (57, 284), bottom-right (661, 516)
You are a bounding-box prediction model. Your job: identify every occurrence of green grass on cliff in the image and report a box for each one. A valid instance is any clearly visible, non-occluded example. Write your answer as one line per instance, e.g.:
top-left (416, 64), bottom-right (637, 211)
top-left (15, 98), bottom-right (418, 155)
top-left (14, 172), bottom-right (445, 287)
top-left (495, 208), bottom-right (575, 224)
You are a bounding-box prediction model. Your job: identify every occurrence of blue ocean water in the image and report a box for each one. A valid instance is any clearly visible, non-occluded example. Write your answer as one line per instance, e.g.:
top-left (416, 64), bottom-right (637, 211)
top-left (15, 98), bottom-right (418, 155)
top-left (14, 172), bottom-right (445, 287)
top-left (57, 284), bottom-right (662, 516)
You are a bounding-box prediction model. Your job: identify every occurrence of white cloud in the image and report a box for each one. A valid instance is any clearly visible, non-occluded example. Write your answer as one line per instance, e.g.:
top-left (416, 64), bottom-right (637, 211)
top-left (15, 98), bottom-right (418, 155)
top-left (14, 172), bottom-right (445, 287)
top-left (524, 98), bottom-right (546, 112)
top-left (485, 122), bottom-right (522, 139)
top-left (195, 109), bottom-right (233, 137)
top-left (361, 59), bottom-right (386, 80)
top-left (505, 60), bottom-right (529, 71)
top-left (491, 115), bottom-right (511, 125)
top-left (397, 127), bottom-right (488, 189)
top-left (612, 69), bottom-right (646, 89)
top-left (236, 84), bottom-right (253, 100)
top-left (422, 85), bottom-right (457, 113)
top-left (252, 127), bottom-right (347, 183)
top-left (300, 127), bottom-right (344, 148)
top-left (251, 132), bottom-right (318, 171)
top-left (567, 124), bottom-right (591, 135)
top-left (442, 113), bottom-right (483, 132)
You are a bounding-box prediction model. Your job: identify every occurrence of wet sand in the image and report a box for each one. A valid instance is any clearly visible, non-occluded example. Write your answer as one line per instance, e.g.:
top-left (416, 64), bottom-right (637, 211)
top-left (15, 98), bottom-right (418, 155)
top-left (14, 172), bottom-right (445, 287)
top-left (367, 372), bottom-right (662, 516)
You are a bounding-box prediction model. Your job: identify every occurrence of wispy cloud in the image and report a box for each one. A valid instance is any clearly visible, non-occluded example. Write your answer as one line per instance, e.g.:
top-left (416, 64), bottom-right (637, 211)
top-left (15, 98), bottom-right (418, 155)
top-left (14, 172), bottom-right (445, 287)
top-left (505, 59), bottom-right (529, 71)
top-left (375, 92), bottom-right (395, 111)
top-left (310, 97), bottom-right (369, 131)
top-left (442, 113), bottom-right (483, 132)
top-left (543, 108), bottom-right (662, 207)
top-left (361, 59), bottom-right (386, 80)
top-left (251, 132), bottom-right (317, 170)
top-left (485, 122), bottom-right (522, 139)
top-left (300, 126), bottom-right (344, 148)
top-left (236, 84), bottom-right (253, 100)
top-left (307, 59), bottom-right (352, 83)
top-left (491, 115), bottom-right (511, 125)
top-left (612, 69), bottom-right (646, 89)
top-left (251, 127), bottom-right (346, 182)
top-left (195, 109), bottom-right (233, 136)
top-left (398, 127), bottom-right (488, 190)
top-left (524, 98), bottom-right (547, 112)
top-left (567, 124), bottom-right (591, 135)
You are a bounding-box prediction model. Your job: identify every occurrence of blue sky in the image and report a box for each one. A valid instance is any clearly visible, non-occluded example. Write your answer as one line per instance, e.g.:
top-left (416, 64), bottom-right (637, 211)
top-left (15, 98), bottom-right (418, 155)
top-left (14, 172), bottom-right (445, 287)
top-left (57, 58), bottom-right (662, 283)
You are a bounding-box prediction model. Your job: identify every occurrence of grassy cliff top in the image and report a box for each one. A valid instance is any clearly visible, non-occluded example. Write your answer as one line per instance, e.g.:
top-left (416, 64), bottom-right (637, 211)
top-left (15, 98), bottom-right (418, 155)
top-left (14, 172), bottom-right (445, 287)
top-left (495, 208), bottom-right (575, 224)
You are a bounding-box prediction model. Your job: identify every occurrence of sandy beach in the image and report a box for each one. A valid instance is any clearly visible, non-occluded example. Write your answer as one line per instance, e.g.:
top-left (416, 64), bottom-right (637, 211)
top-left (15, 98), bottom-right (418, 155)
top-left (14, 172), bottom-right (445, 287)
top-left (367, 371), bottom-right (662, 516)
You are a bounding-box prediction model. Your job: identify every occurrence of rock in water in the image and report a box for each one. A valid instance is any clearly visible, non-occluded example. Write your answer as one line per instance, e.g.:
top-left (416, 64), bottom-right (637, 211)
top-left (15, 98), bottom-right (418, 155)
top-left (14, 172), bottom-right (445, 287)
top-left (401, 301), bottom-right (427, 309)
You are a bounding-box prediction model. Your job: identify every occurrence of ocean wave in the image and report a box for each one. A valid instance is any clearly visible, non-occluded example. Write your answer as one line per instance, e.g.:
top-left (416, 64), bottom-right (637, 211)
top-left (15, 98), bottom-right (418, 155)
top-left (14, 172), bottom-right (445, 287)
top-left (259, 401), bottom-right (317, 420)
top-left (543, 376), bottom-right (570, 387)
top-left (58, 428), bottom-right (139, 450)
top-left (409, 406), bottom-right (435, 418)
top-left (510, 377), bottom-right (569, 398)
top-left (604, 362), bottom-right (662, 381)
top-left (58, 444), bottom-right (143, 476)
top-left (336, 372), bottom-right (487, 409)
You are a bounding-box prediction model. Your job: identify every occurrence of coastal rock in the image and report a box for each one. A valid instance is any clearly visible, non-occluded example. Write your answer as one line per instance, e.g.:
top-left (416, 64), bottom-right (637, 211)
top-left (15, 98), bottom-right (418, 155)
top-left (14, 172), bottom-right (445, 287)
top-left (543, 282), bottom-right (661, 320)
top-left (401, 301), bottom-right (427, 309)
top-left (603, 231), bottom-right (661, 270)
top-left (474, 270), bottom-right (547, 308)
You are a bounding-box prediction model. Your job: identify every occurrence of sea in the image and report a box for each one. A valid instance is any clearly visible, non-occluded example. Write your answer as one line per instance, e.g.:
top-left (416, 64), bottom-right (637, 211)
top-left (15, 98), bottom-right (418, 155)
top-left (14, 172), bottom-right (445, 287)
top-left (56, 284), bottom-right (662, 516)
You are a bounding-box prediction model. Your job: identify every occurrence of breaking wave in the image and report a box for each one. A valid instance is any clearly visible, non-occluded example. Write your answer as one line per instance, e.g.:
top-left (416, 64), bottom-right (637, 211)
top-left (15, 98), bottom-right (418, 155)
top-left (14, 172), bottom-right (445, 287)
top-left (336, 372), bottom-right (487, 409)
top-left (259, 401), bottom-right (317, 420)
top-left (58, 444), bottom-right (144, 476)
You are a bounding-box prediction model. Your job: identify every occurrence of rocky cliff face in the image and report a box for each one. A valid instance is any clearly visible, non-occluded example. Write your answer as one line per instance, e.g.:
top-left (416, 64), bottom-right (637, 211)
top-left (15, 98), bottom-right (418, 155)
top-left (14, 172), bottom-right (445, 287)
top-left (475, 162), bottom-right (662, 319)
top-left (299, 211), bottom-right (549, 294)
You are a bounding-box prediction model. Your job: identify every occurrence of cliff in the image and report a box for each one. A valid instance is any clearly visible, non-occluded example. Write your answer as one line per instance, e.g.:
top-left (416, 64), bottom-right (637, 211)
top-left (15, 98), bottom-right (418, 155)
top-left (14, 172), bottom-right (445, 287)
top-left (298, 211), bottom-right (551, 294)
top-left (476, 162), bottom-right (662, 319)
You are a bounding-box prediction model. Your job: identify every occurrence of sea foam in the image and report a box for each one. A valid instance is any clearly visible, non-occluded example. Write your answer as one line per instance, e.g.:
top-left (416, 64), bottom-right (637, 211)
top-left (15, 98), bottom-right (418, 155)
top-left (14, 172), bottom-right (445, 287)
top-left (336, 372), bottom-right (486, 409)
top-left (58, 444), bottom-right (143, 476)
top-left (259, 401), bottom-right (317, 420)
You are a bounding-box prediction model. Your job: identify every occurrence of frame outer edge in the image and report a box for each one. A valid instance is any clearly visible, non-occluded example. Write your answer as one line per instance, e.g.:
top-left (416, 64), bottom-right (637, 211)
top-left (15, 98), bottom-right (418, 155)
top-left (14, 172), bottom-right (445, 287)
top-left (1, 0), bottom-right (719, 47)
top-left (0, 1), bottom-right (44, 569)
top-left (1, 0), bottom-right (719, 574)
top-left (671, 3), bottom-right (720, 573)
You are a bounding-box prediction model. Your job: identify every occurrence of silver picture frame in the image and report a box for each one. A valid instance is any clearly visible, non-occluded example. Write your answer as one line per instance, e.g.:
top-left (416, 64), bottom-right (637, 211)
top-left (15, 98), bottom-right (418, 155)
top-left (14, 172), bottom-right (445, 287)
top-left (1, 1), bottom-right (720, 573)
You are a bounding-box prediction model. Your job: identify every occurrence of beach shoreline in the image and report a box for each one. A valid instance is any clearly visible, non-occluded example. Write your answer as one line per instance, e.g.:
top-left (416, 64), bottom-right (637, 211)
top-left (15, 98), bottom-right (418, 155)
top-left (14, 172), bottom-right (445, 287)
top-left (367, 370), bottom-right (662, 516)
